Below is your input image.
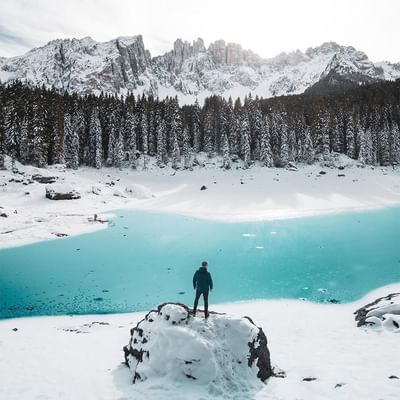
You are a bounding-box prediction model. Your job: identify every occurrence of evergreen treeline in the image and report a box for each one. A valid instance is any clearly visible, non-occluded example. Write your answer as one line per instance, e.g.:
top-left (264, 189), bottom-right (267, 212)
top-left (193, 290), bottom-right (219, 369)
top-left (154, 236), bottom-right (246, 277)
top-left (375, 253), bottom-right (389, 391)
top-left (0, 79), bottom-right (399, 170)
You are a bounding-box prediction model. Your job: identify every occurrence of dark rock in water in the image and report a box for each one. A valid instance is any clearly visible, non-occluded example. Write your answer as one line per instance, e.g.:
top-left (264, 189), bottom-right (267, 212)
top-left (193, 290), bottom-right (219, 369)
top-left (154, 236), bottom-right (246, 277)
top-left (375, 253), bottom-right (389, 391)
top-left (123, 303), bottom-right (274, 385)
top-left (389, 375), bottom-right (399, 379)
top-left (32, 174), bottom-right (57, 184)
top-left (328, 299), bottom-right (341, 304)
top-left (303, 377), bottom-right (317, 382)
top-left (178, 291), bottom-right (185, 295)
top-left (354, 292), bottom-right (400, 329)
top-left (93, 297), bottom-right (103, 302)
top-left (102, 289), bottom-right (109, 293)
top-left (200, 185), bottom-right (207, 191)
top-left (46, 186), bottom-right (81, 200)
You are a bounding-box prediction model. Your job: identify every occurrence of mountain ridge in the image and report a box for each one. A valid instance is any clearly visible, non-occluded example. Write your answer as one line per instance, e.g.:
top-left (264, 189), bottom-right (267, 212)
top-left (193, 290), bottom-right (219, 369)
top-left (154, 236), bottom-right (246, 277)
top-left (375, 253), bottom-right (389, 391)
top-left (0, 35), bottom-right (399, 103)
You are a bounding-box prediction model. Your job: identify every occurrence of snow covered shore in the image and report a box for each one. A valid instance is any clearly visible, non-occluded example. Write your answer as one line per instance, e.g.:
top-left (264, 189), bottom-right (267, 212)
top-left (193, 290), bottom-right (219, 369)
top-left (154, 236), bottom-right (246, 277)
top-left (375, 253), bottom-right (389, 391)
top-left (1, 284), bottom-right (399, 400)
top-left (1, 155), bottom-right (400, 249)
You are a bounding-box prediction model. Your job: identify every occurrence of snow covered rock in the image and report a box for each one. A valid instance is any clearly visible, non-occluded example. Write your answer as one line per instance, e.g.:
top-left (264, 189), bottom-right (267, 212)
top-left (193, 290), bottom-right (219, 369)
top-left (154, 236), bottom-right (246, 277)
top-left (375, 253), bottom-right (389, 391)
top-left (45, 185), bottom-right (81, 200)
top-left (1, 36), bottom-right (399, 103)
top-left (354, 293), bottom-right (400, 331)
top-left (32, 174), bottom-right (57, 184)
top-left (124, 184), bottom-right (154, 199)
top-left (123, 303), bottom-right (273, 387)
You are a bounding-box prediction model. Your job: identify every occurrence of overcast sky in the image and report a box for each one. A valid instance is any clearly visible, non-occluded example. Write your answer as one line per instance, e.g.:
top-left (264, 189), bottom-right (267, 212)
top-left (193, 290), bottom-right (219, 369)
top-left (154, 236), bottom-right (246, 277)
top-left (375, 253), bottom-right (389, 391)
top-left (0, 0), bottom-right (399, 62)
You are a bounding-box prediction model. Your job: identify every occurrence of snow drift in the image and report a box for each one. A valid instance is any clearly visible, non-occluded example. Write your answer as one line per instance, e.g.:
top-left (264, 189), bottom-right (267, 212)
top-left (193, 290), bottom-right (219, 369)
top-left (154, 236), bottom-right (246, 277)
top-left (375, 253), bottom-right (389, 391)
top-left (123, 303), bottom-right (273, 389)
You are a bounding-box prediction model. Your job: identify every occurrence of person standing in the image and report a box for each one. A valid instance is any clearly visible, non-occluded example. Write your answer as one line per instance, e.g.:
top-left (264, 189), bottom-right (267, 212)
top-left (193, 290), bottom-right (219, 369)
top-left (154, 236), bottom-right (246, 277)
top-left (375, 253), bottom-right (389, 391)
top-left (192, 261), bottom-right (213, 318)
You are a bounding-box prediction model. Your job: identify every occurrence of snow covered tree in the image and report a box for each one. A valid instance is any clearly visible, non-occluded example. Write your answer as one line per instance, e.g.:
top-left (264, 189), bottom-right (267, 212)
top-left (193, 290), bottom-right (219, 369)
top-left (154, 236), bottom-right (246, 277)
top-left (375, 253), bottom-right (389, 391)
top-left (240, 113), bottom-right (251, 168)
top-left (221, 132), bottom-right (231, 169)
top-left (125, 110), bottom-right (137, 168)
top-left (358, 128), bottom-right (373, 164)
top-left (301, 126), bottom-right (315, 164)
top-left (64, 113), bottom-right (79, 169)
top-left (171, 130), bottom-right (181, 169)
top-left (141, 114), bottom-right (149, 169)
top-left (89, 108), bottom-right (103, 169)
top-left (156, 118), bottom-right (167, 166)
top-left (259, 116), bottom-right (273, 167)
top-left (182, 125), bottom-right (191, 169)
top-left (192, 99), bottom-right (201, 154)
top-left (346, 116), bottom-right (356, 159)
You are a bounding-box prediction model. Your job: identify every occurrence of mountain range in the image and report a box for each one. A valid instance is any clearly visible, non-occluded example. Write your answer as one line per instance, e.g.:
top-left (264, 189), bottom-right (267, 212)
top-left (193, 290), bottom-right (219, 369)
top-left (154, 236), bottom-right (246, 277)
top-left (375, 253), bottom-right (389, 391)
top-left (0, 35), bottom-right (399, 104)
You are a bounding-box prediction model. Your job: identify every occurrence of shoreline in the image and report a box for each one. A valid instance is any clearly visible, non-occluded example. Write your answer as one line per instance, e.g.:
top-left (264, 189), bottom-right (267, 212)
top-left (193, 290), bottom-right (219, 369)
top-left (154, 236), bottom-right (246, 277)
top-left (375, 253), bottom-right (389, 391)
top-left (1, 159), bottom-right (400, 250)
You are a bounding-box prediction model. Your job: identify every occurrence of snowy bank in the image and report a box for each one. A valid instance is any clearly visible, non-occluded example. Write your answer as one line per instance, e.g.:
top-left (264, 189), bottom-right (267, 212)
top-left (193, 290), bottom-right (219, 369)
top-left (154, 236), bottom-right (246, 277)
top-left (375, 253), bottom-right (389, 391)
top-left (1, 155), bottom-right (400, 248)
top-left (1, 284), bottom-right (400, 400)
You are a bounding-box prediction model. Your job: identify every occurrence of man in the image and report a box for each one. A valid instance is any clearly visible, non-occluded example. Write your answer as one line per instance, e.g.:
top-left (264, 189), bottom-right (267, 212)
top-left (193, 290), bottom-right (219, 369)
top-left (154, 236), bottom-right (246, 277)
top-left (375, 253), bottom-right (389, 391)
top-left (192, 261), bottom-right (213, 318)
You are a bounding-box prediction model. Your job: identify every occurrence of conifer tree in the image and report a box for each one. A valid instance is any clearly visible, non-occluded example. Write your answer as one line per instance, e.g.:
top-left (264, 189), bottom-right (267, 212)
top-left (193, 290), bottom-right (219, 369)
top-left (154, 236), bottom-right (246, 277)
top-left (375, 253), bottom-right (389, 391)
top-left (259, 116), bottom-right (273, 167)
top-left (64, 113), bottom-right (79, 169)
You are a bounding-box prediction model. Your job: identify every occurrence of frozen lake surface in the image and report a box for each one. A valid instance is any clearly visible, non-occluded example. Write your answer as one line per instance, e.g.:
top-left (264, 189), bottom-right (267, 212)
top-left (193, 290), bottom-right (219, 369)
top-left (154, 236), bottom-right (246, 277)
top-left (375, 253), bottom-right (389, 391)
top-left (1, 207), bottom-right (400, 319)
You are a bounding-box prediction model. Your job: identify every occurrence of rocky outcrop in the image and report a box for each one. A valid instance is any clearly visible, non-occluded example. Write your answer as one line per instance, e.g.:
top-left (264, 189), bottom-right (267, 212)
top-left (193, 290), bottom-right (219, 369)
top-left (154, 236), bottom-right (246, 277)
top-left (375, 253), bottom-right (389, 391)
top-left (1, 37), bottom-right (399, 101)
top-left (45, 185), bottom-right (81, 200)
top-left (32, 174), bottom-right (57, 184)
top-left (123, 303), bottom-right (273, 386)
top-left (354, 293), bottom-right (400, 331)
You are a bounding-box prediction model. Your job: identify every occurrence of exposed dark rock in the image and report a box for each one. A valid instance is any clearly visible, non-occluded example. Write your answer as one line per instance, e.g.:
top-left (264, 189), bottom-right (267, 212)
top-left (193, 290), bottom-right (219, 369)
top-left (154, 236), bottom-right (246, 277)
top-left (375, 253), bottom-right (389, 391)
top-left (200, 185), bottom-right (207, 191)
top-left (338, 174), bottom-right (346, 177)
top-left (52, 232), bottom-right (68, 237)
top-left (338, 166), bottom-right (345, 170)
top-left (32, 174), bottom-right (57, 184)
top-left (0, 212), bottom-right (7, 218)
top-left (389, 375), bottom-right (399, 379)
top-left (319, 171), bottom-right (327, 175)
top-left (45, 186), bottom-right (81, 200)
top-left (303, 377), bottom-right (317, 382)
top-left (354, 293), bottom-right (400, 328)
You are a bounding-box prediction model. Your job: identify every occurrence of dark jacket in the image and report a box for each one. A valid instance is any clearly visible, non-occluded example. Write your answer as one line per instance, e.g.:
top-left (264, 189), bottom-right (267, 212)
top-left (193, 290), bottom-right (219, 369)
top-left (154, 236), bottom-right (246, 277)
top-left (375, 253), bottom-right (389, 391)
top-left (193, 267), bottom-right (213, 293)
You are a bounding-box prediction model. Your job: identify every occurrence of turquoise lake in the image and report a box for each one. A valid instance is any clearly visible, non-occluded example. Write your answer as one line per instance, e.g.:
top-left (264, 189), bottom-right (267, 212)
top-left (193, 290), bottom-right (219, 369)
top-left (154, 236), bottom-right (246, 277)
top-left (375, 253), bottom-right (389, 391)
top-left (1, 208), bottom-right (400, 319)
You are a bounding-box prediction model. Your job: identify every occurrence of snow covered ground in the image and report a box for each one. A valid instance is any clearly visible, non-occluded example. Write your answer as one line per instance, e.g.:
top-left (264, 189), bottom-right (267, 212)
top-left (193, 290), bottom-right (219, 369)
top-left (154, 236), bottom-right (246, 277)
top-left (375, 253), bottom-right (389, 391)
top-left (1, 284), bottom-right (399, 400)
top-left (1, 154), bottom-right (400, 249)
top-left (1, 155), bottom-right (400, 399)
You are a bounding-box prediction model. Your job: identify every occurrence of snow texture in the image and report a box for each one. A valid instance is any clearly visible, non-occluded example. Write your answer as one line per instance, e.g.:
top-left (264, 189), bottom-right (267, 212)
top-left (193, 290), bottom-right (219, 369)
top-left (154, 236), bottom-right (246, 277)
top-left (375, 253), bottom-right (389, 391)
top-left (123, 303), bottom-right (272, 389)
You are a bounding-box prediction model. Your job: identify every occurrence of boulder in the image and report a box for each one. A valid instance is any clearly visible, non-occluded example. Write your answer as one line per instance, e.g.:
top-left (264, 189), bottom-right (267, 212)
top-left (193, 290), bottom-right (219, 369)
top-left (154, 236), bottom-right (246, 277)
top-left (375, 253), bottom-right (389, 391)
top-left (354, 293), bottom-right (400, 331)
top-left (45, 185), bottom-right (81, 200)
top-left (32, 174), bottom-right (57, 184)
top-left (200, 185), bottom-right (207, 191)
top-left (123, 303), bottom-right (273, 386)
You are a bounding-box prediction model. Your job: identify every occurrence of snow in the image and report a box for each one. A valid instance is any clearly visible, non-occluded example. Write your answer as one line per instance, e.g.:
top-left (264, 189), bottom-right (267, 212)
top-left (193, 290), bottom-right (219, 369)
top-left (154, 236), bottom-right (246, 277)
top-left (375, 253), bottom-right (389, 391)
top-left (1, 284), bottom-right (399, 400)
top-left (1, 155), bottom-right (400, 399)
top-left (124, 303), bottom-right (266, 390)
top-left (1, 37), bottom-right (399, 103)
top-left (1, 155), bottom-right (400, 249)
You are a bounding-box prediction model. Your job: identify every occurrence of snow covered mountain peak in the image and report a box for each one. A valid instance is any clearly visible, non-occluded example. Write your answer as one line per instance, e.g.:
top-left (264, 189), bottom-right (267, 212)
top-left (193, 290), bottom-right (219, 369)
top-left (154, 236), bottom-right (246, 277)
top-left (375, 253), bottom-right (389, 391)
top-left (0, 36), bottom-right (399, 103)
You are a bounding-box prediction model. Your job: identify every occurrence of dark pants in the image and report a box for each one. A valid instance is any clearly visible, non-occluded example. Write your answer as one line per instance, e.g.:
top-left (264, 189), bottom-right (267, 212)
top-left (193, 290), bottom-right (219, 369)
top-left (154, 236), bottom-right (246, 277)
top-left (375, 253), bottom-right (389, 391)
top-left (193, 290), bottom-right (209, 317)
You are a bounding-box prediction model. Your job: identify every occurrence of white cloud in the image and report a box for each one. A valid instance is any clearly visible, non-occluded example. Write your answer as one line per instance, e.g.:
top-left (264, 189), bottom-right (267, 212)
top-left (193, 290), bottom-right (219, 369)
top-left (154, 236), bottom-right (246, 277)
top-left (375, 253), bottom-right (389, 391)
top-left (0, 0), bottom-right (399, 62)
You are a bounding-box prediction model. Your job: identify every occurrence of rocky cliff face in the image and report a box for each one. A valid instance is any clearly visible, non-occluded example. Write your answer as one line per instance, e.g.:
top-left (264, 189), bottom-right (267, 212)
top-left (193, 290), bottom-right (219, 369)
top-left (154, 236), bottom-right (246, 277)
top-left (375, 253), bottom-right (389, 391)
top-left (1, 36), bottom-right (399, 103)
